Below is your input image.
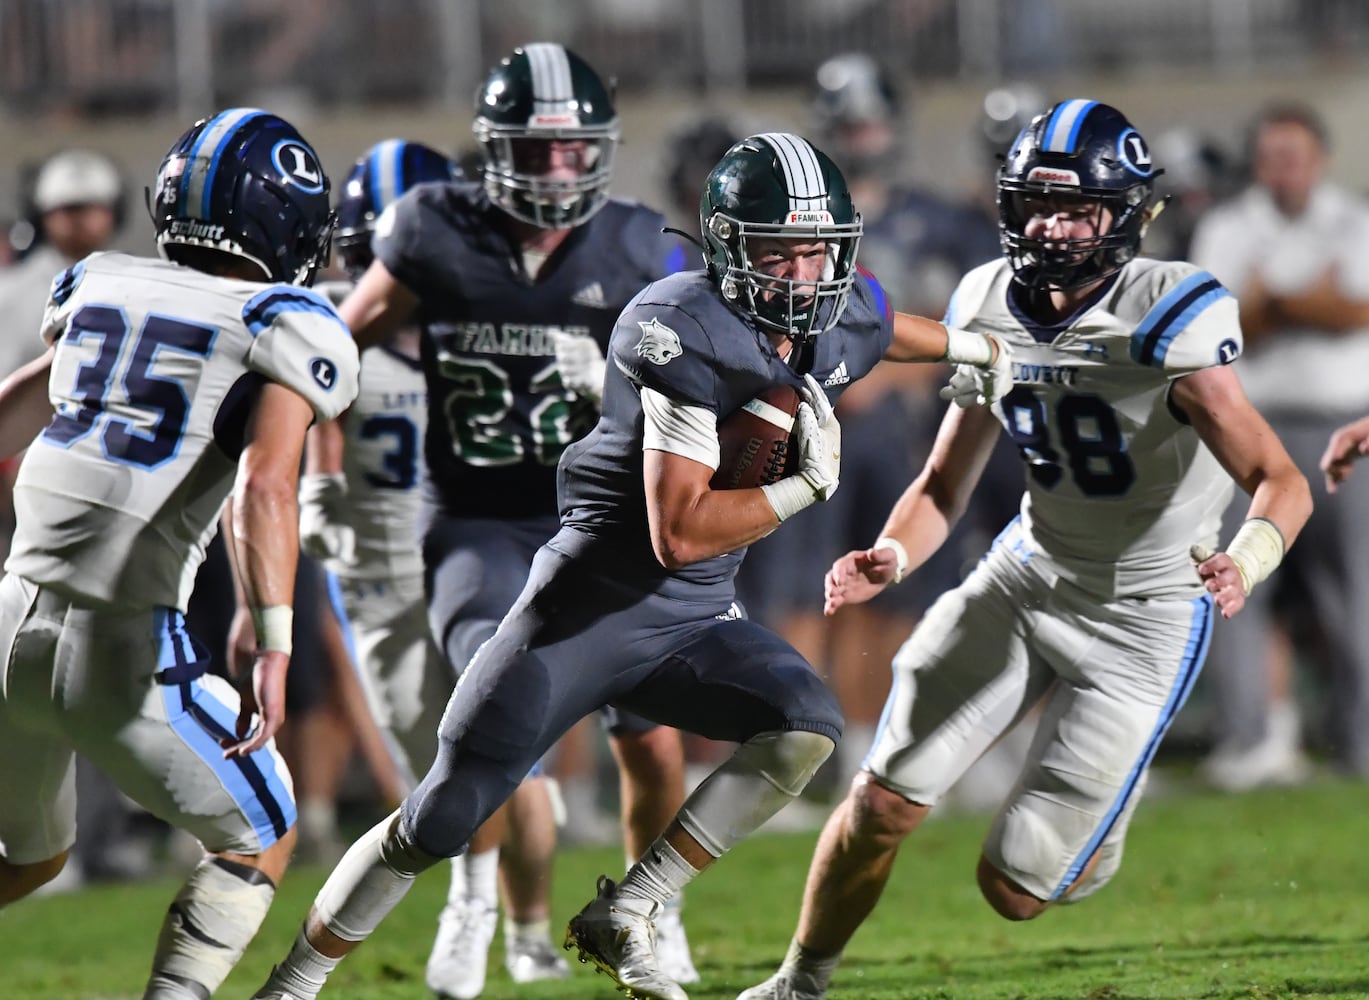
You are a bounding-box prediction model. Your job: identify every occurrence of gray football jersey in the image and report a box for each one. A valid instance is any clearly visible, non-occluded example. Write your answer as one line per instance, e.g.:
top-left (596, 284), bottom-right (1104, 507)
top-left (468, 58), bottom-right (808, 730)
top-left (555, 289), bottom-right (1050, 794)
top-left (7, 252), bottom-right (360, 612)
top-left (948, 257), bottom-right (1243, 599)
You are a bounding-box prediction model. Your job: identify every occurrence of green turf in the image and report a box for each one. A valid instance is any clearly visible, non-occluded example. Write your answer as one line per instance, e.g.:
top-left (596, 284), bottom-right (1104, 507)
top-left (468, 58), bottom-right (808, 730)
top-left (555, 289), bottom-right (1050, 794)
top-left (5, 774), bottom-right (1369, 999)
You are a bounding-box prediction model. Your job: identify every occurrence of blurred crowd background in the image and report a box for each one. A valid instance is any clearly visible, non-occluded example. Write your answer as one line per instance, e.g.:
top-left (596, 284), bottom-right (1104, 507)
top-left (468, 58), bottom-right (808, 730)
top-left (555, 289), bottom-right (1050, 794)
top-left (5, 0), bottom-right (1369, 888)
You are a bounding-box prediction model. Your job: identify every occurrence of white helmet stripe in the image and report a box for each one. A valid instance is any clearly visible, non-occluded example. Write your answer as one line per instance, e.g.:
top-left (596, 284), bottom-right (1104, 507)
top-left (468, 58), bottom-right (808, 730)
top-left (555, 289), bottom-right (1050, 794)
top-left (181, 107), bottom-right (268, 219)
top-left (757, 132), bottom-right (827, 211)
top-left (525, 42), bottom-right (574, 114)
top-left (369, 139), bottom-right (403, 214)
top-left (1041, 99), bottom-right (1098, 153)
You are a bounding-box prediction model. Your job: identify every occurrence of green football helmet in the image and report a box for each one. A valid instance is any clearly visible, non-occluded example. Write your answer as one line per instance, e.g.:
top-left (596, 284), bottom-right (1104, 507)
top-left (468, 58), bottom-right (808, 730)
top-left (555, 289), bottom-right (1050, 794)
top-left (472, 42), bottom-right (619, 229)
top-left (700, 132), bottom-right (863, 338)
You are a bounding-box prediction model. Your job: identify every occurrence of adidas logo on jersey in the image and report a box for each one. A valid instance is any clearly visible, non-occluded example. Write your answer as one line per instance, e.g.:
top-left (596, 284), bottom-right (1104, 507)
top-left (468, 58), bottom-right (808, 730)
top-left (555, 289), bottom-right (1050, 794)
top-left (572, 282), bottom-right (608, 308)
top-left (822, 361), bottom-right (850, 387)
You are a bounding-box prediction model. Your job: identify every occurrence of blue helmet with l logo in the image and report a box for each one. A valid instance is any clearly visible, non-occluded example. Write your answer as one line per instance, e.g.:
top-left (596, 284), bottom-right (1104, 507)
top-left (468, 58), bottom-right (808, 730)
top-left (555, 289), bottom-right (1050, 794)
top-left (151, 108), bottom-right (334, 286)
top-left (998, 99), bottom-right (1161, 290)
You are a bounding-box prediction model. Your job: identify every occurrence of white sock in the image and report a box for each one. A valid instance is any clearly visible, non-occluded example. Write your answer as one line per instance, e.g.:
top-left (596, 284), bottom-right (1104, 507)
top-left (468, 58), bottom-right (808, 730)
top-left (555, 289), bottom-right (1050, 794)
top-left (464, 847), bottom-right (499, 910)
top-left (505, 916), bottom-right (551, 943)
top-left (143, 857), bottom-right (275, 999)
top-left (779, 937), bottom-right (842, 995)
top-left (266, 928), bottom-right (341, 1000)
top-left (315, 811), bottom-right (429, 943)
top-left (616, 836), bottom-right (700, 910)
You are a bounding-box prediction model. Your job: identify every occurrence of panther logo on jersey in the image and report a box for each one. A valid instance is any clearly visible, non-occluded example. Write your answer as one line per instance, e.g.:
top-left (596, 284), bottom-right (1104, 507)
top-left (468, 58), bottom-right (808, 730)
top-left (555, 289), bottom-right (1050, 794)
top-left (310, 356), bottom-right (339, 390)
top-left (635, 317), bottom-right (683, 366)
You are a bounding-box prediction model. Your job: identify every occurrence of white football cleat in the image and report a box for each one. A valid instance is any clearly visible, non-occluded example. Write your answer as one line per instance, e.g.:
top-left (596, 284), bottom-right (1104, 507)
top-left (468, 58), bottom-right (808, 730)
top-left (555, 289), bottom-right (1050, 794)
top-left (426, 899), bottom-right (498, 999)
top-left (735, 971), bottom-right (827, 1000)
top-left (564, 876), bottom-right (688, 1000)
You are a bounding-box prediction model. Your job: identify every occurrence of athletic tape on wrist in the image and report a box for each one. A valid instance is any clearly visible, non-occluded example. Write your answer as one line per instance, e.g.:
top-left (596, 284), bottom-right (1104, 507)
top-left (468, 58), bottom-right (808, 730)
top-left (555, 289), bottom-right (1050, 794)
top-left (875, 535), bottom-right (910, 584)
top-left (250, 605), bottom-right (293, 655)
top-left (1225, 517), bottom-right (1285, 595)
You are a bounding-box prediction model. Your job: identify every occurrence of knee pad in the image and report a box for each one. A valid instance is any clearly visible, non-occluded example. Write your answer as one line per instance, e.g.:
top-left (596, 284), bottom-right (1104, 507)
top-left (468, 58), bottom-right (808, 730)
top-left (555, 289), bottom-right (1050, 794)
top-left (678, 729), bottom-right (835, 857)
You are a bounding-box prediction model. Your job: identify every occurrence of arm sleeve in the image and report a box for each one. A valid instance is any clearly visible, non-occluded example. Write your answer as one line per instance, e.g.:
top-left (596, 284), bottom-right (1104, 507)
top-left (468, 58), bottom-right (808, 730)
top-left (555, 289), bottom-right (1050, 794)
top-left (641, 386), bottom-right (720, 469)
top-left (241, 284), bottom-right (361, 422)
top-left (1128, 263), bottom-right (1242, 375)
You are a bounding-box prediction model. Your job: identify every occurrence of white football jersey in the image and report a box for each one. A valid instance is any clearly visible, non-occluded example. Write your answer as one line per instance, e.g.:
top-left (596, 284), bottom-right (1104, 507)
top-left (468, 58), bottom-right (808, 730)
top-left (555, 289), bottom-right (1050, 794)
top-left (7, 252), bottom-right (360, 612)
top-left (947, 257), bottom-right (1243, 599)
top-left (333, 343), bottom-right (427, 581)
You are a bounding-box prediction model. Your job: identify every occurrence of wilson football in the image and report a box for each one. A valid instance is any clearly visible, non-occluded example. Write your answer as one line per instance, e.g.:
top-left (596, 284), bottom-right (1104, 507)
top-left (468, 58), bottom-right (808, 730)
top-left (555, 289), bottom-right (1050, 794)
top-left (710, 384), bottom-right (801, 490)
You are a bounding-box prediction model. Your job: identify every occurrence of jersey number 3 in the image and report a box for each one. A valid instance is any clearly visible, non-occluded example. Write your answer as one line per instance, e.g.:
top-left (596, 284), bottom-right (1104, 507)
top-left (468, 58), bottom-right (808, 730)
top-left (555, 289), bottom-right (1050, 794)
top-left (1002, 386), bottom-right (1136, 497)
top-left (43, 305), bottom-right (215, 470)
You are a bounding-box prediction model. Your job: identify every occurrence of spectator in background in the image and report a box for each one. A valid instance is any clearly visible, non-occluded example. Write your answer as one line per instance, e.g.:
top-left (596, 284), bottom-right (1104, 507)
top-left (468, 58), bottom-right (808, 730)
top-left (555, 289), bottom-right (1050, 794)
top-left (0, 149), bottom-right (123, 382)
top-left (1191, 101), bottom-right (1369, 788)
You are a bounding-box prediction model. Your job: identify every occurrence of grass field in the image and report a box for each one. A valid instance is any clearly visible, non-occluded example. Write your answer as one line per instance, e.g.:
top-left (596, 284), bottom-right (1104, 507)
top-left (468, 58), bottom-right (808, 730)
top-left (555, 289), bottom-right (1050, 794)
top-left (5, 774), bottom-right (1369, 999)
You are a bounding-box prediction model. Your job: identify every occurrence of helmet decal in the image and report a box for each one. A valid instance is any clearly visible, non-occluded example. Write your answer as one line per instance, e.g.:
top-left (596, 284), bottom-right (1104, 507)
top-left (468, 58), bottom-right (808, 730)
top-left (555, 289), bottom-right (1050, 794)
top-left (1117, 128), bottom-right (1153, 176)
top-left (527, 42), bottom-right (578, 125)
top-left (756, 132), bottom-right (829, 210)
top-left (1040, 99), bottom-right (1099, 153)
top-left (272, 139), bottom-right (326, 194)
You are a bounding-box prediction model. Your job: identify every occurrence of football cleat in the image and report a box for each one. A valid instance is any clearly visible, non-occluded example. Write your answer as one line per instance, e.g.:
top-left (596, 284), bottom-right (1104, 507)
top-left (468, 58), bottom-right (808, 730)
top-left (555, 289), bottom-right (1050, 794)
top-left (735, 971), bottom-right (828, 1000)
top-left (564, 876), bottom-right (688, 1000)
top-left (425, 899), bottom-right (498, 1000)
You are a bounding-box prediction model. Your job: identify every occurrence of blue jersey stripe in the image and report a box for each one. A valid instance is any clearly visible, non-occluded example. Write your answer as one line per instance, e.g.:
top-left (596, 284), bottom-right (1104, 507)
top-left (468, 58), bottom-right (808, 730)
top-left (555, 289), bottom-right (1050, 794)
top-left (1130, 272), bottom-right (1229, 368)
top-left (1049, 594), bottom-right (1213, 900)
top-left (1042, 100), bottom-right (1097, 153)
top-left (856, 265), bottom-right (891, 321)
top-left (49, 260), bottom-right (86, 306)
top-left (242, 287), bottom-right (348, 338)
top-left (663, 242), bottom-right (688, 275)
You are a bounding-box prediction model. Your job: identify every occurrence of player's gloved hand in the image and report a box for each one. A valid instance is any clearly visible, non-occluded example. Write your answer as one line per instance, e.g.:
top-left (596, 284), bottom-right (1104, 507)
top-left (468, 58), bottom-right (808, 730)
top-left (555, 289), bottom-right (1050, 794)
top-left (761, 374), bottom-right (841, 523)
top-left (548, 330), bottom-right (608, 404)
top-left (940, 330), bottom-right (1014, 407)
top-left (298, 472), bottom-right (355, 564)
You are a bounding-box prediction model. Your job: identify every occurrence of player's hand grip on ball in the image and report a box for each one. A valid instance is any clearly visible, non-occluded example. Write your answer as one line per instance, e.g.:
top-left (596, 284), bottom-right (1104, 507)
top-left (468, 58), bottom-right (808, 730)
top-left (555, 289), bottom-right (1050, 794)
top-left (298, 472), bottom-right (356, 564)
top-left (549, 330), bottom-right (608, 405)
top-left (761, 374), bottom-right (841, 523)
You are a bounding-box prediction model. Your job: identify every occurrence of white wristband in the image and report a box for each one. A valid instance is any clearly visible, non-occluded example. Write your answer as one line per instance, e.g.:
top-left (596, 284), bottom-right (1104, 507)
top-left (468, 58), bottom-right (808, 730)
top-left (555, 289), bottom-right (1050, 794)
top-left (942, 326), bottom-right (993, 366)
top-left (875, 535), bottom-right (910, 584)
top-left (761, 475), bottom-right (819, 524)
top-left (1225, 517), bottom-right (1285, 595)
top-left (251, 605), bottom-right (294, 655)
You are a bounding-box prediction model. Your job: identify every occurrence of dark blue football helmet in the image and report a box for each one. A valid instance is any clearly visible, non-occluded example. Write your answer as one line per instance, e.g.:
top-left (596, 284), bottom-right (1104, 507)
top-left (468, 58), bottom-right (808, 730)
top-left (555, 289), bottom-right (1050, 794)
top-left (997, 99), bottom-right (1161, 290)
top-left (335, 139), bottom-right (459, 280)
top-left (151, 108), bottom-right (334, 285)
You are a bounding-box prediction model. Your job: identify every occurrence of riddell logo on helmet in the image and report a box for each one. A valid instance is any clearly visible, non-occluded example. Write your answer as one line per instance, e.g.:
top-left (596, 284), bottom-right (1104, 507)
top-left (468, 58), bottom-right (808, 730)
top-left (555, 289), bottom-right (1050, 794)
top-left (788, 211), bottom-right (833, 224)
top-left (1027, 167), bottom-right (1081, 186)
top-left (532, 113), bottom-right (579, 127)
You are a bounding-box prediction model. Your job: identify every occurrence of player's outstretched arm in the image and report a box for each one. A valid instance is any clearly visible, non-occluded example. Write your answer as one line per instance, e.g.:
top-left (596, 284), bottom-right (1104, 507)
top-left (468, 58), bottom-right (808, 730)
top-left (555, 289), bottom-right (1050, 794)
top-left (825, 402), bottom-right (1001, 615)
top-left (1174, 365), bottom-right (1313, 619)
top-left (1321, 414), bottom-right (1369, 493)
top-left (886, 311), bottom-right (1013, 405)
top-left (223, 381), bottom-right (316, 758)
top-left (338, 257), bottom-right (419, 352)
top-left (0, 346), bottom-right (55, 461)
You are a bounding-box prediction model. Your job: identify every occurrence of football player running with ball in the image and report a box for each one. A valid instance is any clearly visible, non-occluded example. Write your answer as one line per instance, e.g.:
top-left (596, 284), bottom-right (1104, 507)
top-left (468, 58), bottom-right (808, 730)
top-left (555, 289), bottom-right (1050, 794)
top-left (252, 128), bottom-right (1012, 1000)
top-left (738, 100), bottom-right (1313, 1000)
top-left (0, 110), bottom-right (357, 1000)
